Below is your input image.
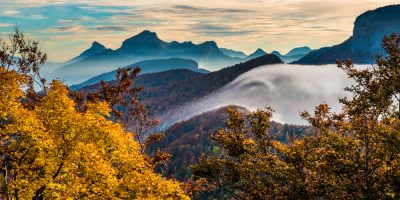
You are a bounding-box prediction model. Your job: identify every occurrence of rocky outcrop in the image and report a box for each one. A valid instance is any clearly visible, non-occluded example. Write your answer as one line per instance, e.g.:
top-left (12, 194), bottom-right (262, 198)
top-left (295, 5), bottom-right (400, 64)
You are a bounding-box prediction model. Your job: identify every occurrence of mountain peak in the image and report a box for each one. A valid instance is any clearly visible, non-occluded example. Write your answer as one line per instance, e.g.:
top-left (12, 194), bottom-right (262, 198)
top-left (247, 48), bottom-right (267, 59)
top-left (91, 41), bottom-right (106, 49)
top-left (137, 30), bottom-right (158, 38)
top-left (122, 30), bottom-right (162, 46)
top-left (200, 41), bottom-right (218, 48)
top-left (271, 51), bottom-right (283, 57)
top-left (285, 46), bottom-right (312, 57)
top-left (119, 30), bottom-right (167, 54)
top-left (253, 48), bottom-right (266, 54)
top-left (80, 41), bottom-right (106, 57)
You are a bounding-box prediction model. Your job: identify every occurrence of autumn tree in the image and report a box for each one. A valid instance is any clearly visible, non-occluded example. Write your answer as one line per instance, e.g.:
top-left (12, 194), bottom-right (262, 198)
top-left (193, 33), bottom-right (400, 199)
top-left (0, 28), bottom-right (188, 199)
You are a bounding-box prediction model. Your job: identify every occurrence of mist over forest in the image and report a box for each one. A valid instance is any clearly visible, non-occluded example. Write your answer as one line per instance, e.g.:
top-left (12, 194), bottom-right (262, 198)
top-left (1, 1), bottom-right (400, 199)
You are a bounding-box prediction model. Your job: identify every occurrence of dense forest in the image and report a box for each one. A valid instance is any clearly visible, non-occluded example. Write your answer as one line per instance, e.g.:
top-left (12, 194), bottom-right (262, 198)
top-left (0, 29), bottom-right (189, 199)
top-left (149, 106), bottom-right (314, 182)
top-left (192, 33), bottom-right (400, 199)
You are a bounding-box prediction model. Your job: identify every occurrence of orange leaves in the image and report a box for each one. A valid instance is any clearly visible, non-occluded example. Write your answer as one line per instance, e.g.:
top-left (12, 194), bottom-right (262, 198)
top-left (0, 58), bottom-right (188, 200)
top-left (0, 28), bottom-right (188, 199)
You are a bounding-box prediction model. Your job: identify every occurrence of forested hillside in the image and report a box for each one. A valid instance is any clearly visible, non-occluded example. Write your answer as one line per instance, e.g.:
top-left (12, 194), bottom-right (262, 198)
top-left (0, 29), bottom-right (189, 200)
top-left (80, 54), bottom-right (283, 117)
top-left (149, 106), bottom-right (314, 181)
top-left (2, 3), bottom-right (400, 200)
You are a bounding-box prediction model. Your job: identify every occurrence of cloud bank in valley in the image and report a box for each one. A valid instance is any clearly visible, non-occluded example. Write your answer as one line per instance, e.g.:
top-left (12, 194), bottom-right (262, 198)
top-left (162, 64), bottom-right (353, 127)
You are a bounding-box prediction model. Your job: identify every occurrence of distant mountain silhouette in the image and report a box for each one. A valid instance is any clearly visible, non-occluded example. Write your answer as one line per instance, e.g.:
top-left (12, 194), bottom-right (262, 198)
top-left (294, 5), bottom-right (400, 64)
top-left (293, 39), bottom-right (354, 65)
top-left (66, 41), bottom-right (107, 64)
top-left (219, 48), bottom-right (247, 58)
top-left (70, 58), bottom-right (208, 90)
top-left (246, 48), bottom-right (267, 60)
top-left (118, 30), bottom-right (167, 55)
top-left (51, 30), bottom-right (242, 84)
top-left (271, 51), bottom-right (283, 57)
top-left (285, 46), bottom-right (312, 57)
top-left (272, 46), bottom-right (312, 63)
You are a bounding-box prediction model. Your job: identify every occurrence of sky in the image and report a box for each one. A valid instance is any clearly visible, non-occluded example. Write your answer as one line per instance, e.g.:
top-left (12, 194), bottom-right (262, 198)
top-left (0, 0), bottom-right (397, 62)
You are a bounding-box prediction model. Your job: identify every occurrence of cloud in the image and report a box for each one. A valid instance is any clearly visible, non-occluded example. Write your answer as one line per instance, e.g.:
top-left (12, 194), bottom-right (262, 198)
top-left (58, 19), bottom-right (74, 24)
top-left (161, 64), bottom-right (353, 126)
top-left (173, 5), bottom-right (253, 13)
top-left (96, 25), bottom-right (128, 31)
top-left (45, 25), bottom-right (87, 33)
top-left (31, 14), bottom-right (46, 19)
top-left (191, 23), bottom-right (257, 36)
top-left (0, 23), bottom-right (14, 27)
top-left (3, 10), bottom-right (20, 15)
top-left (0, 0), bottom-right (396, 61)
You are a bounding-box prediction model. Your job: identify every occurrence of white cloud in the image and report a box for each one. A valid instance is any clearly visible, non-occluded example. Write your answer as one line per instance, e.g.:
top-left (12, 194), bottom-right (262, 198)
top-left (1, 0), bottom-right (396, 60)
top-left (0, 23), bottom-right (13, 27)
top-left (3, 10), bottom-right (20, 15)
top-left (31, 14), bottom-right (46, 19)
top-left (164, 64), bottom-right (353, 125)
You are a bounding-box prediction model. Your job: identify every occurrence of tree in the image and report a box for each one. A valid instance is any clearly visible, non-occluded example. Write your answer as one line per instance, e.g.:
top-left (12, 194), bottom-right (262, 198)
top-left (0, 28), bottom-right (189, 199)
top-left (193, 33), bottom-right (400, 199)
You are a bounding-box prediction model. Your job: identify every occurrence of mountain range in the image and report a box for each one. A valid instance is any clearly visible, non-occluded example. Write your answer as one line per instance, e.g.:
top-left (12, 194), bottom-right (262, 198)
top-left (70, 5), bottom-right (400, 194)
top-left (220, 46), bottom-right (312, 63)
top-left (219, 48), bottom-right (247, 58)
top-left (78, 53), bottom-right (283, 128)
top-left (50, 31), bottom-right (245, 84)
top-left (271, 46), bottom-right (312, 63)
top-left (294, 5), bottom-right (400, 64)
top-left (69, 58), bottom-right (208, 90)
top-left (49, 29), bottom-right (312, 85)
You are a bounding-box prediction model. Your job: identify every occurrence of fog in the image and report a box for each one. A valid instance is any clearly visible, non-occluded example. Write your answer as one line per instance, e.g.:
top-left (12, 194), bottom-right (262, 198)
top-left (161, 64), bottom-right (354, 127)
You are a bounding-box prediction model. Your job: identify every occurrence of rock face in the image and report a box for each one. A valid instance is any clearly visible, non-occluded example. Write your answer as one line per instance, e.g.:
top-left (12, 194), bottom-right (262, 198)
top-left (295, 5), bottom-right (400, 64)
top-left (351, 5), bottom-right (400, 55)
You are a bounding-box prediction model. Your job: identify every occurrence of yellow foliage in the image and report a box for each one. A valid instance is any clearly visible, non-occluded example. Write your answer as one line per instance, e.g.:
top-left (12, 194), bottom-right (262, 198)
top-left (0, 70), bottom-right (189, 199)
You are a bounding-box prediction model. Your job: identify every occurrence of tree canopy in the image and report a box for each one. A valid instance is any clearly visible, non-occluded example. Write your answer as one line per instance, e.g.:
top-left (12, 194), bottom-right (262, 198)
top-left (0, 28), bottom-right (189, 199)
top-left (193, 33), bottom-right (400, 199)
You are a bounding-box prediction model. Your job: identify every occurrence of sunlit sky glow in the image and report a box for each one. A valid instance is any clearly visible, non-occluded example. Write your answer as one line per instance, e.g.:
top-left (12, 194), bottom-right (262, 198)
top-left (0, 0), bottom-right (397, 61)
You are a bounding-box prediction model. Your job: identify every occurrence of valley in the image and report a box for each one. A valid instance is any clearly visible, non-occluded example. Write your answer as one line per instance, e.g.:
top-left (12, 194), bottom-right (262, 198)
top-left (1, 1), bottom-right (400, 199)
